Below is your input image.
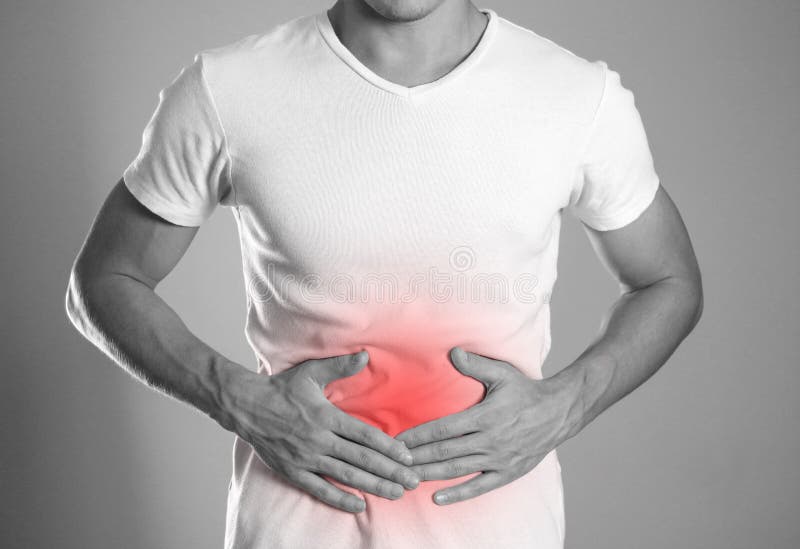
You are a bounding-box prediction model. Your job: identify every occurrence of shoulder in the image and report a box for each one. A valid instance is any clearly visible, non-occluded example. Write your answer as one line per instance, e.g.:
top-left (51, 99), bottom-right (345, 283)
top-left (492, 13), bottom-right (608, 124)
top-left (190, 14), bottom-right (320, 90)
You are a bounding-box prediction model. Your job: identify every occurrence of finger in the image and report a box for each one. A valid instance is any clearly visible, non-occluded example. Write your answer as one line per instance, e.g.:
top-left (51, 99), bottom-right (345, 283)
top-left (329, 407), bottom-right (414, 465)
top-left (433, 471), bottom-right (504, 505)
top-left (409, 433), bottom-right (486, 465)
top-left (395, 407), bottom-right (483, 449)
top-left (289, 469), bottom-right (366, 513)
top-left (302, 350), bottom-right (369, 388)
top-left (411, 455), bottom-right (488, 482)
top-left (449, 346), bottom-right (517, 387)
top-left (330, 435), bottom-right (420, 489)
top-left (316, 456), bottom-right (405, 500)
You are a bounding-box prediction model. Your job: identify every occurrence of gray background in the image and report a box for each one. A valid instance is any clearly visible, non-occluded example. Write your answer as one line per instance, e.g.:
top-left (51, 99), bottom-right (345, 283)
top-left (1, 1), bottom-right (797, 547)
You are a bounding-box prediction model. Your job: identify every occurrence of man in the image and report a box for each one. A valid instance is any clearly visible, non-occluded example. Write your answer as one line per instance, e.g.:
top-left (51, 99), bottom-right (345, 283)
top-left (66, 0), bottom-right (703, 547)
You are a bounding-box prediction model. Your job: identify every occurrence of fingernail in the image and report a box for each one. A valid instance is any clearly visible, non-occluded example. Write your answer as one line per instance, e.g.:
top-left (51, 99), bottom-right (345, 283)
top-left (400, 450), bottom-right (413, 465)
top-left (434, 492), bottom-right (449, 504)
top-left (351, 351), bottom-right (365, 365)
top-left (404, 473), bottom-right (420, 490)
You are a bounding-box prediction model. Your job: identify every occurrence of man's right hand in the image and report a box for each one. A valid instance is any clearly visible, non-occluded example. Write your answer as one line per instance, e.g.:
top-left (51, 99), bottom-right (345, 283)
top-left (226, 350), bottom-right (420, 513)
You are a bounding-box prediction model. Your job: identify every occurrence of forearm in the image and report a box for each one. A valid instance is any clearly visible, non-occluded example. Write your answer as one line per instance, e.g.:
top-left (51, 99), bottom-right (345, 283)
top-left (552, 275), bottom-right (703, 440)
top-left (66, 269), bottom-right (248, 432)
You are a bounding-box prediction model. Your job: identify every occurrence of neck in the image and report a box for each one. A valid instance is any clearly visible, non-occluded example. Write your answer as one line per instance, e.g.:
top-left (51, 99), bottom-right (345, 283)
top-left (326, 0), bottom-right (489, 88)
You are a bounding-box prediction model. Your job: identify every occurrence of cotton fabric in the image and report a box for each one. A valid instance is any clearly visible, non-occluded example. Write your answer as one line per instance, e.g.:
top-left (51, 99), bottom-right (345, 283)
top-left (123, 7), bottom-right (660, 548)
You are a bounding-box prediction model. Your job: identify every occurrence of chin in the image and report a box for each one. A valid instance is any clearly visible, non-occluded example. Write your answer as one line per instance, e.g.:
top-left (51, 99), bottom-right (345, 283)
top-left (363, 0), bottom-right (446, 22)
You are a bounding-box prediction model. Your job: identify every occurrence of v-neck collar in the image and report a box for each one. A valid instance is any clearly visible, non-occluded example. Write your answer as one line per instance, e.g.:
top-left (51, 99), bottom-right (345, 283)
top-left (314, 7), bottom-right (498, 99)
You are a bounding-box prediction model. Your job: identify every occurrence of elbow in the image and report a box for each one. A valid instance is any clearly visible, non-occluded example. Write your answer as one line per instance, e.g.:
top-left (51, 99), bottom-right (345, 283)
top-left (65, 261), bottom-right (93, 337)
top-left (65, 268), bottom-right (84, 333)
top-left (646, 270), bottom-right (703, 334)
top-left (686, 273), bottom-right (704, 331)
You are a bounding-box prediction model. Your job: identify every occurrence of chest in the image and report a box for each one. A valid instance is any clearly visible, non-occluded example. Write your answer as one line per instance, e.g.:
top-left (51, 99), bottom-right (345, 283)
top-left (227, 98), bottom-right (578, 275)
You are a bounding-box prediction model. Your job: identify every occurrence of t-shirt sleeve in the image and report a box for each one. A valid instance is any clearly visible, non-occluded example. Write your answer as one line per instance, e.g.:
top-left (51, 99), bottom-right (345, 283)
top-left (569, 61), bottom-right (661, 231)
top-left (122, 53), bottom-right (232, 227)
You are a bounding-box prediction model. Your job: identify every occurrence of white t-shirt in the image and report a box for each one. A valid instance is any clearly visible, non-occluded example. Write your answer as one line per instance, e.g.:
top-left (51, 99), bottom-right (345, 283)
top-left (123, 7), bottom-right (660, 549)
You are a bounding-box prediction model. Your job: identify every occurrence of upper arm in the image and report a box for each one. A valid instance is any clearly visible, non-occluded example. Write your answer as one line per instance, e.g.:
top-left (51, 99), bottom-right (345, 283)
top-left (567, 62), bottom-right (700, 294)
top-left (72, 179), bottom-right (199, 288)
top-left (582, 184), bottom-right (702, 294)
top-left (72, 52), bottom-right (231, 288)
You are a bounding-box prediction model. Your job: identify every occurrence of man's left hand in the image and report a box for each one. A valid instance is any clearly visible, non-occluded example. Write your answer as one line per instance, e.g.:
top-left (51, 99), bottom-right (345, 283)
top-left (394, 346), bottom-right (578, 505)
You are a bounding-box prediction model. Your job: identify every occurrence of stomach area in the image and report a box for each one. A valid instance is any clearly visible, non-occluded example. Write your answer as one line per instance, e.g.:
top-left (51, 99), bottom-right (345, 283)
top-left (323, 342), bottom-right (486, 438)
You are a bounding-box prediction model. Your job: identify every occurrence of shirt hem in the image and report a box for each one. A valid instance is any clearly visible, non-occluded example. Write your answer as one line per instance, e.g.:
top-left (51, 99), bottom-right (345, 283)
top-left (579, 177), bottom-right (660, 231)
top-left (122, 170), bottom-right (210, 227)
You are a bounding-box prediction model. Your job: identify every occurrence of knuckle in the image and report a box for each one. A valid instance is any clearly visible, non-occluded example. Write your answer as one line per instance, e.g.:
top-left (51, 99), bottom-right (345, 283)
top-left (334, 354), bottom-right (354, 371)
top-left (309, 399), bottom-right (330, 417)
top-left (390, 465), bottom-right (405, 483)
top-left (325, 433), bottom-right (341, 454)
top-left (390, 442), bottom-right (407, 460)
top-left (375, 479), bottom-right (390, 496)
top-left (282, 467), bottom-right (300, 482)
top-left (333, 491), bottom-right (348, 508)
top-left (447, 460), bottom-right (464, 477)
top-left (284, 444), bottom-right (308, 467)
top-left (311, 484), bottom-right (328, 501)
top-left (310, 427), bottom-right (331, 448)
top-left (360, 428), bottom-right (377, 445)
top-left (302, 453), bottom-right (320, 471)
top-left (326, 410), bottom-right (344, 432)
top-left (436, 423), bottom-right (449, 438)
top-left (339, 466), bottom-right (354, 483)
top-left (357, 450), bottom-right (370, 467)
top-left (436, 444), bottom-right (450, 459)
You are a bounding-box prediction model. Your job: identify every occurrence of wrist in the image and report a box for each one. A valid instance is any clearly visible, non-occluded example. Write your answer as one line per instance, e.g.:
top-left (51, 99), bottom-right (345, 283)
top-left (543, 365), bottom-right (586, 443)
top-left (207, 359), bottom-right (260, 434)
top-left (548, 355), bottom-right (616, 441)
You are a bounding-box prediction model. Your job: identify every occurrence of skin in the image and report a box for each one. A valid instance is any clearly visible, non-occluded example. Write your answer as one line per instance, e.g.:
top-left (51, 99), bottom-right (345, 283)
top-left (397, 185), bottom-right (704, 505)
top-left (328, 0), bottom-right (489, 88)
top-left (67, 182), bottom-right (419, 514)
top-left (66, 0), bottom-right (703, 514)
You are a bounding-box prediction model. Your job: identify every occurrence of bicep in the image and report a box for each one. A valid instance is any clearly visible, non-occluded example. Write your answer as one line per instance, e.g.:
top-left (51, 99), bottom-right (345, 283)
top-left (73, 179), bottom-right (199, 288)
top-left (582, 185), bottom-right (701, 292)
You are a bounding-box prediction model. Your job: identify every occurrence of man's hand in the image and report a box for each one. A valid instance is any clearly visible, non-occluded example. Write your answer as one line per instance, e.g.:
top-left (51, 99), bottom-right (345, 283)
top-left (395, 346), bottom-right (577, 506)
top-left (228, 350), bottom-right (421, 513)
top-left (66, 183), bottom-right (424, 515)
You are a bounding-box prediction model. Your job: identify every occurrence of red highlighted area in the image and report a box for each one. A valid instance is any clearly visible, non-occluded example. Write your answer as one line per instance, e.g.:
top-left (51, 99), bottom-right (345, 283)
top-left (322, 340), bottom-right (488, 514)
top-left (323, 344), bottom-right (486, 438)
top-left (312, 307), bottom-right (513, 515)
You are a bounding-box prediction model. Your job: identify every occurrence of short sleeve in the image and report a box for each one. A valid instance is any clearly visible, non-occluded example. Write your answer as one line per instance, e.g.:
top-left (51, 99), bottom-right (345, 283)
top-left (569, 61), bottom-right (661, 231)
top-left (122, 53), bottom-right (232, 227)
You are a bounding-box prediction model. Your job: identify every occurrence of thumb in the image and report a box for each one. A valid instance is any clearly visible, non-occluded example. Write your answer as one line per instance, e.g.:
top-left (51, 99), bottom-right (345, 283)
top-left (304, 350), bottom-right (369, 388)
top-left (449, 346), bottom-right (507, 387)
